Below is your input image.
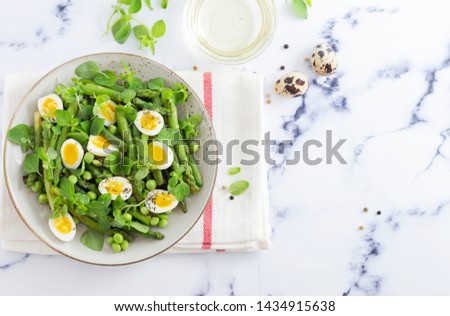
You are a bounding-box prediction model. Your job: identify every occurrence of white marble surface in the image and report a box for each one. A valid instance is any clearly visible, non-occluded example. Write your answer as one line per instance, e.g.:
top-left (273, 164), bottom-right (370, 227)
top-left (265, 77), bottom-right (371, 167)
top-left (2, 0), bottom-right (450, 295)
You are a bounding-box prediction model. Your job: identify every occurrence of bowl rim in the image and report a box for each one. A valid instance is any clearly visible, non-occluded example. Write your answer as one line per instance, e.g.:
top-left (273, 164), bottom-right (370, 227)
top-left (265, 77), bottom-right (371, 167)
top-left (3, 52), bottom-right (217, 266)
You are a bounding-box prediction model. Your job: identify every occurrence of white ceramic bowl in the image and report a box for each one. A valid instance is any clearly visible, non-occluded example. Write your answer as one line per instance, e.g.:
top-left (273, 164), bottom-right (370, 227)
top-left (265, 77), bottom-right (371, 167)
top-left (3, 53), bottom-right (217, 265)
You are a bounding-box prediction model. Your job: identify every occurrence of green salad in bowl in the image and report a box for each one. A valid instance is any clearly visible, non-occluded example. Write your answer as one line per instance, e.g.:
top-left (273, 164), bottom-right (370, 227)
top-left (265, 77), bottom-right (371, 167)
top-left (3, 53), bottom-right (216, 265)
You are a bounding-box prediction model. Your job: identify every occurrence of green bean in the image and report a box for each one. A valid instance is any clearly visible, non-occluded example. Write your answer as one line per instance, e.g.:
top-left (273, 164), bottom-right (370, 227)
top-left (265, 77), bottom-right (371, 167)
top-left (33, 112), bottom-right (42, 148)
top-left (85, 164), bottom-right (102, 178)
top-left (129, 209), bottom-right (151, 225)
top-left (188, 154), bottom-right (203, 188)
top-left (152, 170), bottom-right (165, 186)
top-left (115, 107), bottom-right (133, 147)
top-left (101, 127), bottom-right (126, 150)
top-left (83, 83), bottom-right (123, 102)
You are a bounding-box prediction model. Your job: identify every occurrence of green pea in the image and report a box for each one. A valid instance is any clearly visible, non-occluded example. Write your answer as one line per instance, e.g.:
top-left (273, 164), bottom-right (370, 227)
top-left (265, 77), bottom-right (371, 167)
top-left (92, 160), bottom-right (102, 167)
top-left (140, 206), bottom-right (150, 215)
top-left (103, 170), bottom-right (113, 178)
top-left (68, 175), bottom-right (78, 185)
top-left (107, 236), bottom-right (114, 245)
top-left (189, 141), bottom-right (200, 153)
top-left (157, 214), bottom-right (168, 220)
top-left (121, 240), bottom-right (129, 251)
top-left (123, 213), bottom-right (133, 222)
top-left (108, 124), bottom-right (118, 135)
top-left (84, 152), bottom-right (94, 164)
top-left (158, 219), bottom-right (168, 228)
top-left (112, 243), bottom-right (121, 253)
top-left (113, 233), bottom-right (124, 244)
top-left (87, 191), bottom-right (97, 200)
top-left (38, 194), bottom-right (48, 204)
top-left (31, 181), bottom-right (43, 193)
top-left (150, 217), bottom-right (159, 226)
top-left (146, 179), bottom-right (157, 191)
top-left (82, 171), bottom-right (92, 181)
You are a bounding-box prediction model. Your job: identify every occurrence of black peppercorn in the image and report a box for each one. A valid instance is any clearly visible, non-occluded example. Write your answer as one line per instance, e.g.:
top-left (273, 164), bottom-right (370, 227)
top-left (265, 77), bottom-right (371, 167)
top-left (283, 44), bottom-right (289, 49)
top-left (229, 196), bottom-right (234, 200)
top-left (280, 65), bottom-right (285, 70)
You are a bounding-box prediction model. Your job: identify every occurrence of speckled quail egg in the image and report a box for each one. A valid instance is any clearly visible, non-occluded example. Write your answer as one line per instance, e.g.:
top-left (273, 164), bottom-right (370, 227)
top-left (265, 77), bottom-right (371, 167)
top-left (37, 94), bottom-right (63, 121)
top-left (311, 43), bottom-right (338, 76)
top-left (98, 176), bottom-right (133, 201)
top-left (87, 135), bottom-right (119, 157)
top-left (145, 190), bottom-right (178, 214)
top-left (134, 110), bottom-right (164, 136)
top-left (60, 138), bottom-right (84, 169)
top-left (274, 72), bottom-right (309, 97)
top-left (96, 100), bottom-right (117, 126)
top-left (148, 141), bottom-right (174, 170)
top-left (48, 213), bottom-right (76, 242)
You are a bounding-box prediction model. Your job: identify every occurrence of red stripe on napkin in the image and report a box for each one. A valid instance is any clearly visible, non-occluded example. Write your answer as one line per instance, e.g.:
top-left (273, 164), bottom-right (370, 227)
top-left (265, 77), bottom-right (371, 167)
top-left (202, 73), bottom-right (213, 250)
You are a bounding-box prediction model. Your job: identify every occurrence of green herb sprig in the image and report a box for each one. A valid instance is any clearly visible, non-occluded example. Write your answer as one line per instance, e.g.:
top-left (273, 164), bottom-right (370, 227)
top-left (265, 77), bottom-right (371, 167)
top-left (105, 0), bottom-right (168, 54)
top-left (292, 0), bottom-right (311, 19)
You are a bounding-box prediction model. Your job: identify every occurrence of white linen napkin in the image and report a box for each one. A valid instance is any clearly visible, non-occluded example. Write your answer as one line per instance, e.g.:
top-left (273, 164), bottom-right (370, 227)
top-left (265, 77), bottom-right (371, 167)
top-left (0, 72), bottom-right (270, 255)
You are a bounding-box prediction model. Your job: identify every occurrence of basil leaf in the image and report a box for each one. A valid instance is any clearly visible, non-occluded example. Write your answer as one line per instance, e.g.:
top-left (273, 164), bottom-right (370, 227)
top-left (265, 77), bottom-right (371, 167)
top-left (229, 180), bottom-right (250, 196)
top-left (75, 61), bottom-right (101, 80)
top-left (97, 216), bottom-right (111, 233)
top-left (292, 0), bottom-right (308, 19)
top-left (7, 124), bottom-right (31, 146)
top-left (133, 24), bottom-right (149, 39)
top-left (128, 0), bottom-right (142, 14)
top-left (80, 228), bottom-right (104, 251)
top-left (130, 221), bottom-right (150, 233)
top-left (60, 177), bottom-right (75, 200)
top-left (147, 78), bottom-right (164, 92)
top-left (112, 17), bottom-right (132, 44)
top-left (56, 110), bottom-right (71, 127)
top-left (161, 0), bottom-right (168, 9)
top-left (23, 153), bottom-right (39, 174)
top-left (151, 20), bottom-right (166, 38)
top-left (90, 117), bottom-right (105, 136)
top-left (135, 167), bottom-right (149, 181)
top-left (94, 70), bottom-right (117, 87)
top-left (173, 182), bottom-right (190, 202)
top-left (228, 167), bottom-right (241, 176)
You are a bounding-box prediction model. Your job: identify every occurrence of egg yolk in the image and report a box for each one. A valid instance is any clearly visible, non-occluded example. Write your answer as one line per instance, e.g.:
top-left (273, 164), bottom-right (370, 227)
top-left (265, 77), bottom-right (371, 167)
top-left (91, 135), bottom-right (110, 149)
top-left (149, 143), bottom-right (166, 165)
top-left (53, 216), bottom-right (73, 235)
top-left (140, 112), bottom-right (159, 130)
top-left (43, 98), bottom-right (58, 118)
top-left (62, 143), bottom-right (79, 166)
top-left (155, 192), bottom-right (176, 208)
top-left (105, 180), bottom-right (125, 196)
top-left (101, 101), bottom-right (116, 122)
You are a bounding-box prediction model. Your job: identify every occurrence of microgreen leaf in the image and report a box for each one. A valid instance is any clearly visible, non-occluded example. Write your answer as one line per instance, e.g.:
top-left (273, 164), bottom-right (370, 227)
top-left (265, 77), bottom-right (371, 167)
top-left (118, 0), bottom-right (132, 4)
top-left (173, 83), bottom-right (188, 104)
top-left (56, 110), bottom-right (72, 127)
top-left (112, 17), bottom-right (132, 44)
top-left (228, 167), bottom-right (241, 175)
top-left (147, 77), bottom-right (164, 92)
top-left (80, 228), bottom-right (104, 251)
top-left (90, 117), bottom-right (106, 136)
top-left (173, 182), bottom-right (190, 202)
top-left (144, 0), bottom-right (153, 10)
top-left (128, 0), bottom-right (142, 14)
top-left (23, 153), bottom-right (39, 174)
top-left (60, 177), bottom-right (75, 200)
top-left (135, 167), bottom-right (149, 181)
top-left (229, 180), bottom-right (250, 196)
top-left (6, 124), bottom-right (31, 151)
top-left (161, 0), bottom-right (168, 9)
top-left (75, 61), bottom-right (101, 80)
top-left (151, 20), bottom-right (166, 38)
top-left (128, 77), bottom-right (145, 90)
top-left (94, 70), bottom-right (117, 87)
top-left (133, 24), bottom-right (150, 39)
top-left (292, 0), bottom-right (308, 19)
top-left (121, 89), bottom-right (136, 103)
top-left (305, 0), bottom-right (312, 7)
top-left (47, 148), bottom-right (58, 160)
